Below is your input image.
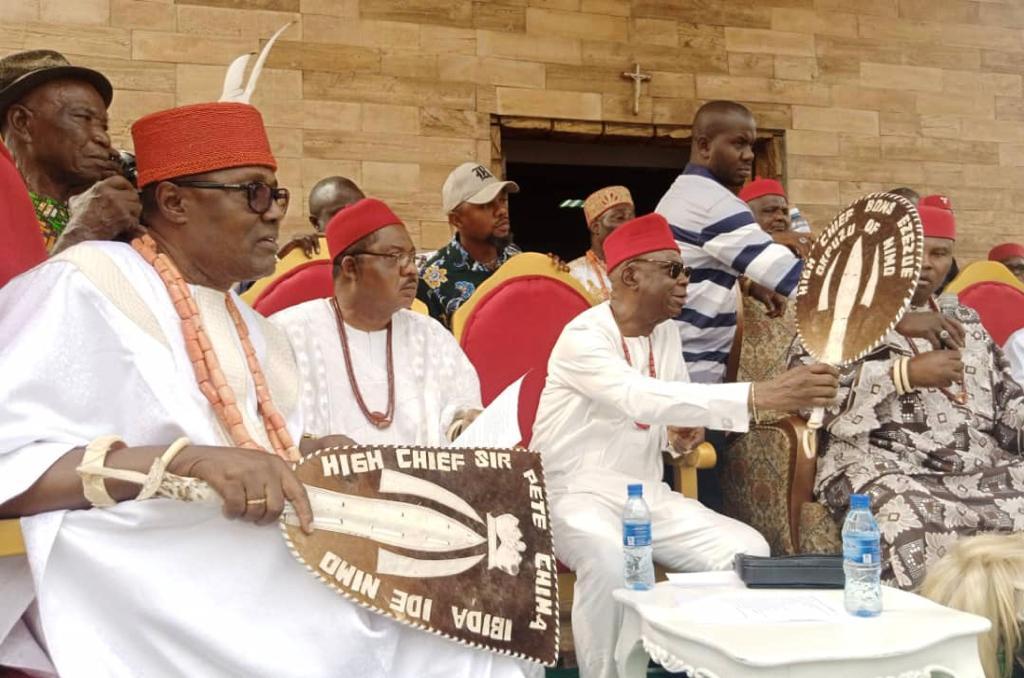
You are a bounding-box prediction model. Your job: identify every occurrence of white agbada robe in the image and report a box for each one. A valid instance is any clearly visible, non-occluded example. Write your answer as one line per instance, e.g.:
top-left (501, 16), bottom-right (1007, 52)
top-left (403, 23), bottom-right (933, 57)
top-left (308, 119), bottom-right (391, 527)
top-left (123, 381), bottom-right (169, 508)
top-left (1006, 327), bottom-right (1024, 383)
top-left (270, 299), bottom-right (481, 446)
top-left (531, 302), bottom-right (770, 678)
top-left (567, 253), bottom-right (611, 302)
top-left (0, 241), bottom-right (534, 678)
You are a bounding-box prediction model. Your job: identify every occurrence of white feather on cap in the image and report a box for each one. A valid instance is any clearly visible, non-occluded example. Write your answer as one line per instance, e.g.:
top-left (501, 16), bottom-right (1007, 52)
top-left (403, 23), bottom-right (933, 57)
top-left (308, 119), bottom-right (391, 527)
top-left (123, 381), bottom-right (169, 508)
top-left (219, 21), bottom-right (294, 104)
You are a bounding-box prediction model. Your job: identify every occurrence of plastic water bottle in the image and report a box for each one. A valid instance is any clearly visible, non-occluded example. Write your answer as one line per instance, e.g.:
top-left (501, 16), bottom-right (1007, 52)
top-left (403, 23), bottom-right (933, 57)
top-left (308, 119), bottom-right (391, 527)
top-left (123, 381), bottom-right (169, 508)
top-left (842, 493), bottom-right (882, 617)
top-left (623, 483), bottom-right (654, 591)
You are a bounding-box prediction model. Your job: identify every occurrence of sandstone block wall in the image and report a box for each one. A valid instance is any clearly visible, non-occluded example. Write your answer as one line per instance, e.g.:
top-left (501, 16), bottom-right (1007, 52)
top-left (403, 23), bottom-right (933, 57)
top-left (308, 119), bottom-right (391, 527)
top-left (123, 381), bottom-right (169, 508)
top-left (3, 0), bottom-right (1021, 260)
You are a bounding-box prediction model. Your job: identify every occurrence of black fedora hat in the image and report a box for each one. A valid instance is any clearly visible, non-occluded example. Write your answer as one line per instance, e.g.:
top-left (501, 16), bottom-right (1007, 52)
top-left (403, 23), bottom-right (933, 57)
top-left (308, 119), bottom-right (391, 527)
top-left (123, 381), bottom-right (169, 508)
top-left (0, 50), bottom-right (113, 123)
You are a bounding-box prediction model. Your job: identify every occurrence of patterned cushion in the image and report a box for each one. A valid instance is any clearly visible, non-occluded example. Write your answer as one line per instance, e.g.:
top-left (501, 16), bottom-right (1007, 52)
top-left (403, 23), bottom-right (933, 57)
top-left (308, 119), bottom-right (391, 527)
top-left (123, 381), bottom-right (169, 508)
top-left (722, 424), bottom-right (843, 556)
top-left (737, 295), bottom-right (799, 422)
top-left (799, 501), bottom-right (841, 555)
top-left (721, 426), bottom-right (796, 555)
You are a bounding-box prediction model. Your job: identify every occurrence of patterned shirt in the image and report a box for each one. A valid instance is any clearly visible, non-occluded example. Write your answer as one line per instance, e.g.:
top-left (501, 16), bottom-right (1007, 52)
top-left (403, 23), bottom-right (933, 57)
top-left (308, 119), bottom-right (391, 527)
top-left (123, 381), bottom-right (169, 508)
top-left (655, 164), bottom-right (802, 383)
top-left (416, 234), bottom-right (521, 328)
top-left (30, 192), bottom-right (70, 253)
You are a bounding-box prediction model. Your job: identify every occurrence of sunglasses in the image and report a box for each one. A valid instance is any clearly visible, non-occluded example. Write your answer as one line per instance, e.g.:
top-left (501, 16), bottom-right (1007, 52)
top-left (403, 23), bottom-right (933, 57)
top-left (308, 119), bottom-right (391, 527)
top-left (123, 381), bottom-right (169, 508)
top-left (632, 258), bottom-right (692, 280)
top-left (171, 180), bottom-right (290, 215)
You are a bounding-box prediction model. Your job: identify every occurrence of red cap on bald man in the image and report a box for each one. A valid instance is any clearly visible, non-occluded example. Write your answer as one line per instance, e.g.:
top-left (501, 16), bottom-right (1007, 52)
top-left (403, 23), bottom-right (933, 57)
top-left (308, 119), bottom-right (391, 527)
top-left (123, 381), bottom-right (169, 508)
top-left (603, 213), bottom-right (678, 273)
top-left (918, 204), bottom-right (956, 241)
top-left (738, 178), bottom-right (786, 203)
top-left (326, 197), bottom-right (404, 261)
top-left (989, 242), bottom-right (1024, 262)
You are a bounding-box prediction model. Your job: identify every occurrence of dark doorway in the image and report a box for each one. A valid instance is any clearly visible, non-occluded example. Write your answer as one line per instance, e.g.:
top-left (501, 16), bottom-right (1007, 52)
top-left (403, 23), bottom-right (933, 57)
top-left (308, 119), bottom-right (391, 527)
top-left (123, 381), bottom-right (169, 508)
top-left (496, 118), bottom-right (785, 261)
top-left (507, 162), bottom-right (682, 261)
top-left (503, 137), bottom-right (688, 261)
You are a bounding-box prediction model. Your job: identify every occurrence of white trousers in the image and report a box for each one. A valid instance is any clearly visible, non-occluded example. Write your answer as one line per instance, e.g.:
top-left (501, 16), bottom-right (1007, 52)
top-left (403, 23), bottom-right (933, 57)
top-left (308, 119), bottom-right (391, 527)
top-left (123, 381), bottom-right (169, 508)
top-left (552, 482), bottom-right (769, 678)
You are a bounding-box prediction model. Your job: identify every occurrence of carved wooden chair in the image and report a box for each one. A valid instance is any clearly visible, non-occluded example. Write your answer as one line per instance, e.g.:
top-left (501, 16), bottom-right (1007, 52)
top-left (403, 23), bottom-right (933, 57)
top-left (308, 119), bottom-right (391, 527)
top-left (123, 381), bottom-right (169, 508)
top-left (718, 288), bottom-right (841, 556)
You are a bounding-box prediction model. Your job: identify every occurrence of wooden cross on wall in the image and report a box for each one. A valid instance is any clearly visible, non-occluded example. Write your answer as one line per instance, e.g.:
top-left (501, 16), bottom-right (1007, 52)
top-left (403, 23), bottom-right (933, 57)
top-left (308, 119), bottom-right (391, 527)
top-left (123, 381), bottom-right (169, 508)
top-left (621, 63), bottom-right (651, 116)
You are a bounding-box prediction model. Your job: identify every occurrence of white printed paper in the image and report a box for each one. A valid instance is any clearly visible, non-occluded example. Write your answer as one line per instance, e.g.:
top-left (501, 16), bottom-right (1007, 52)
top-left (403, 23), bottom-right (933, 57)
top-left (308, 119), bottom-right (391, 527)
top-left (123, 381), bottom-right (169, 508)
top-left (451, 376), bottom-right (525, 449)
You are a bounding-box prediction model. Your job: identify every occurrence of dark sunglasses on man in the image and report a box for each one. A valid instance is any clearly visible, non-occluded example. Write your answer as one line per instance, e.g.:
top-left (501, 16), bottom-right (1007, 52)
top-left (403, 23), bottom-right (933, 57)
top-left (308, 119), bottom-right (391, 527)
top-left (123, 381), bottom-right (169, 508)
top-left (170, 180), bottom-right (290, 215)
top-left (631, 258), bottom-right (692, 280)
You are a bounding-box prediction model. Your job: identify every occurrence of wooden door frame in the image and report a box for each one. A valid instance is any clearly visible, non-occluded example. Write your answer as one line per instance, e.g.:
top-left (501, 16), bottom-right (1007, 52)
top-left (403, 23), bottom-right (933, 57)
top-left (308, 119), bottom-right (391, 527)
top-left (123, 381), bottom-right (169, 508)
top-left (489, 115), bottom-right (786, 184)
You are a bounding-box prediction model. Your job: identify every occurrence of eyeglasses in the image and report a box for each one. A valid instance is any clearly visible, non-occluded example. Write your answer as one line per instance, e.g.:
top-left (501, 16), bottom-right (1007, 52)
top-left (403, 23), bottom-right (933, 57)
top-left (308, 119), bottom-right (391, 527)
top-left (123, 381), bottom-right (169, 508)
top-left (170, 180), bottom-right (290, 215)
top-left (632, 258), bottom-right (692, 280)
top-left (347, 250), bottom-right (417, 269)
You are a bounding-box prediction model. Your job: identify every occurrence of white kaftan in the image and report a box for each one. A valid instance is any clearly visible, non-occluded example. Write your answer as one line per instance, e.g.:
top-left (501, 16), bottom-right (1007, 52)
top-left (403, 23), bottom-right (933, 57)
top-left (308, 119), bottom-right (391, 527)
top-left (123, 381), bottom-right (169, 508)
top-left (530, 302), bottom-right (770, 678)
top-left (567, 253), bottom-right (611, 302)
top-left (0, 241), bottom-right (533, 678)
top-left (271, 299), bottom-right (481, 447)
top-left (1006, 327), bottom-right (1024, 383)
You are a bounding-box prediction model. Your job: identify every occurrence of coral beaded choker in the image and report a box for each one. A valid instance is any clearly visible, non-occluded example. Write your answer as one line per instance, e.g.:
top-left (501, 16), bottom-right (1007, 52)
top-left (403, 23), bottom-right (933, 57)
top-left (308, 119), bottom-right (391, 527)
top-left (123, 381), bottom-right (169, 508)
top-left (330, 297), bottom-right (395, 429)
top-left (132, 234), bottom-right (299, 462)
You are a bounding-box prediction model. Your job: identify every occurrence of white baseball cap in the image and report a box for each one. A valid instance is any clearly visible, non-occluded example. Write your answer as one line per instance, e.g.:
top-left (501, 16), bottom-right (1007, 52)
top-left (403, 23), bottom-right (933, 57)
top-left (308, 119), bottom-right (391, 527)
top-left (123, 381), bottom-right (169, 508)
top-left (442, 162), bottom-right (519, 214)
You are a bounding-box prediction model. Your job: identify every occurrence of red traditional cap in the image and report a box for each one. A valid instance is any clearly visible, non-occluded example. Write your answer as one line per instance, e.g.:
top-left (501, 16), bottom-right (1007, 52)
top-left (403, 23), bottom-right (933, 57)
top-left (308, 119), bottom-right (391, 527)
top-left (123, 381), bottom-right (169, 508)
top-left (989, 242), bottom-right (1024, 262)
top-left (603, 213), bottom-right (677, 273)
top-left (918, 204), bottom-right (956, 240)
top-left (131, 102), bottom-right (276, 187)
top-left (738, 178), bottom-right (786, 203)
top-left (326, 197), bottom-right (404, 260)
top-left (919, 194), bottom-right (953, 211)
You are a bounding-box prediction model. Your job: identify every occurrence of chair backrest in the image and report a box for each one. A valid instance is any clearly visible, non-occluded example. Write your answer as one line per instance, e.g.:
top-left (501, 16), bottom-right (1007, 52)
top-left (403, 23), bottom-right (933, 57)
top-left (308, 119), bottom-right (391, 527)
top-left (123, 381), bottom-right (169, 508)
top-left (251, 261), bottom-right (430, 317)
top-left (957, 281), bottom-right (1024, 347)
top-left (944, 260), bottom-right (1024, 296)
top-left (252, 259), bottom-right (333, 316)
top-left (453, 253), bottom-right (595, 406)
top-left (240, 238), bottom-right (330, 304)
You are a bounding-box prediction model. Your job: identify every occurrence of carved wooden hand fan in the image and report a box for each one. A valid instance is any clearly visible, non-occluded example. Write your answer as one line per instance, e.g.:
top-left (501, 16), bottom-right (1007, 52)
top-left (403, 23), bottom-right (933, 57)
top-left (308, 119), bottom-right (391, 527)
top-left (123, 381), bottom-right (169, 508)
top-left (795, 193), bottom-right (924, 450)
top-left (147, 444), bottom-right (559, 666)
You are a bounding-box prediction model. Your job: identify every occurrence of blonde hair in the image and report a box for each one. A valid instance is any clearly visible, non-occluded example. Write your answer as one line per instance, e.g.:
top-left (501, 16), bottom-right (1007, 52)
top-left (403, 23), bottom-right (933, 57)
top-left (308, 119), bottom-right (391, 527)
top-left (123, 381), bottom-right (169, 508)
top-left (921, 534), bottom-right (1024, 678)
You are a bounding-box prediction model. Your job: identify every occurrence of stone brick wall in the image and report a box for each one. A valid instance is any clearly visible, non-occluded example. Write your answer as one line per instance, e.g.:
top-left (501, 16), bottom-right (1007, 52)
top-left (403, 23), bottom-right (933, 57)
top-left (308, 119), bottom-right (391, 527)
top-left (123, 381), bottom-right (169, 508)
top-left (3, 0), bottom-right (1021, 261)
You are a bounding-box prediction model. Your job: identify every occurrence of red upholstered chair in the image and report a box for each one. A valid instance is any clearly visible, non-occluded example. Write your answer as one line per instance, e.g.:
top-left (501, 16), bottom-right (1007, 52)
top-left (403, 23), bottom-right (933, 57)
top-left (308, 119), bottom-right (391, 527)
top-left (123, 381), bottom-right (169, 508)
top-left (957, 281), bottom-right (1024, 347)
top-left (251, 259), bottom-right (333, 316)
top-left (251, 259), bottom-right (429, 318)
top-left (452, 253), bottom-right (597, 407)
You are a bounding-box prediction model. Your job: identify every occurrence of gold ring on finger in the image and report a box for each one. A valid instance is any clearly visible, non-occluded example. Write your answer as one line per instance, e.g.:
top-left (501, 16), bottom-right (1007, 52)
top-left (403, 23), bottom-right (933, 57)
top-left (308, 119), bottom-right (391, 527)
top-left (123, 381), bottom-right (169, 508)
top-left (246, 497), bottom-right (267, 505)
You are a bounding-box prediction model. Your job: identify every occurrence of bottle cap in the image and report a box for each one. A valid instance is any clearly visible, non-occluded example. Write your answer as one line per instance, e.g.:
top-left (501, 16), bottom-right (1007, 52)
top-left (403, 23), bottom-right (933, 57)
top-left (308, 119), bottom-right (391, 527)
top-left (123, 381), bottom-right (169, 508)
top-left (627, 483), bottom-right (643, 497)
top-left (850, 494), bottom-right (870, 510)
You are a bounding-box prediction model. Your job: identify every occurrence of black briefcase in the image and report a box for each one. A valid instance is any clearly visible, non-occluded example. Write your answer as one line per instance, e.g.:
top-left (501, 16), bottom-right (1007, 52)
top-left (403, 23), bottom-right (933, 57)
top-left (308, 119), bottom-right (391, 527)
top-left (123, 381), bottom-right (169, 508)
top-left (734, 554), bottom-right (845, 589)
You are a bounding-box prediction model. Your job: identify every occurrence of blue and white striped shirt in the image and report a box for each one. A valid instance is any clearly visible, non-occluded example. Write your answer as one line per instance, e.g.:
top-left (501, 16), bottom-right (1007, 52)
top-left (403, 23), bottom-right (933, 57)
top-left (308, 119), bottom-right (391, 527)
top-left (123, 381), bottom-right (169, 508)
top-left (655, 164), bottom-right (803, 384)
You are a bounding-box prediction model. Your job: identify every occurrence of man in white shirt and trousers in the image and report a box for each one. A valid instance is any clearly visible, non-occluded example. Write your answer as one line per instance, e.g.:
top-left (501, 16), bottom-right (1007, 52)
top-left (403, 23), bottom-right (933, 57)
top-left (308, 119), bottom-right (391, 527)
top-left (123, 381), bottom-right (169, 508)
top-left (531, 213), bottom-right (841, 678)
top-left (0, 100), bottom-right (537, 678)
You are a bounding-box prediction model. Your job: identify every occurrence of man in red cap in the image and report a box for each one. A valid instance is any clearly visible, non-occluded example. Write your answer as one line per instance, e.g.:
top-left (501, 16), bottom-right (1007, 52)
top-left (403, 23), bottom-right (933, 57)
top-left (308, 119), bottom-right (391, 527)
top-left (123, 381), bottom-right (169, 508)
top-left (990, 242), bottom-right (1024, 284)
top-left (0, 100), bottom-right (532, 678)
top-left (737, 177), bottom-right (812, 259)
top-left (791, 205), bottom-right (1024, 591)
top-left (532, 212), bottom-right (840, 678)
top-left (271, 197), bottom-right (483, 447)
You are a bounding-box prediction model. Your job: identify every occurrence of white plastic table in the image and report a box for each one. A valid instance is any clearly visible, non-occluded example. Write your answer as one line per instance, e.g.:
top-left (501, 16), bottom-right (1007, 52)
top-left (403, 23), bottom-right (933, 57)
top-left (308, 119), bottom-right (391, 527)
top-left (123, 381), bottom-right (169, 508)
top-left (613, 581), bottom-right (990, 678)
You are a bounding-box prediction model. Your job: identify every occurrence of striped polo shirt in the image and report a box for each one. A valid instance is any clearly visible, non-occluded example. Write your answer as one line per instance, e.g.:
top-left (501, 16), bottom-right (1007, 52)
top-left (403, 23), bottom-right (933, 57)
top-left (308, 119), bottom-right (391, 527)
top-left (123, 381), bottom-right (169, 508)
top-left (655, 164), bottom-right (803, 383)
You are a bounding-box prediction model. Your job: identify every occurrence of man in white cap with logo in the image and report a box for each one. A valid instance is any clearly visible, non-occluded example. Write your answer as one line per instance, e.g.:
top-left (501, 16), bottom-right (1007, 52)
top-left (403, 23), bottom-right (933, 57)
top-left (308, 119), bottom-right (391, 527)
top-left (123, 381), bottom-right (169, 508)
top-left (417, 162), bottom-right (520, 327)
